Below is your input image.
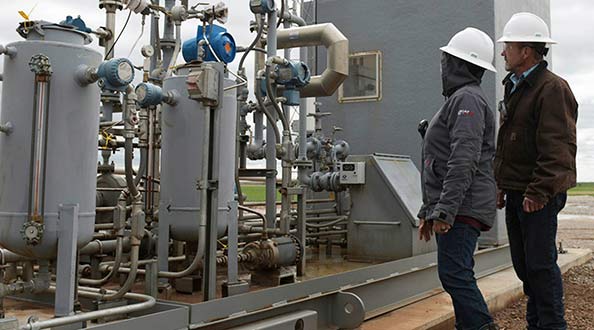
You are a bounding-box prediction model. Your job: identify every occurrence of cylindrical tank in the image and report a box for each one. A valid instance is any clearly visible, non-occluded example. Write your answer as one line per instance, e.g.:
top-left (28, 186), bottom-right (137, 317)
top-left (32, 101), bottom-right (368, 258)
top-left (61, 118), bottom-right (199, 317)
top-left (96, 173), bottom-right (127, 223)
top-left (159, 65), bottom-right (237, 242)
top-left (0, 23), bottom-right (101, 258)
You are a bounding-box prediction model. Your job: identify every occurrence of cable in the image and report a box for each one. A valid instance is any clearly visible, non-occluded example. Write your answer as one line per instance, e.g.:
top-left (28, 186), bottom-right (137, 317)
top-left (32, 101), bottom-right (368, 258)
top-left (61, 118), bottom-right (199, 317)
top-left (238, 14), bottom-right (264, 72)
top-left (276, 0), bottom-right (285, 28)
top-left (127, 15), bottom-right (146, 58)
top-left (202, 21), bottom-right (222, 63)
top-left (105, 10), bottom-right (133, 60)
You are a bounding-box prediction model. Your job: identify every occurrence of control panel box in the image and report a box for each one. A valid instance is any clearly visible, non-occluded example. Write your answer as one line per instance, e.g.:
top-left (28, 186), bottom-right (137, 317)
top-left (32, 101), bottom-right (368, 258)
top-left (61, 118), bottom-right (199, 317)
top-left (339, 162), bottom-right (365, 184)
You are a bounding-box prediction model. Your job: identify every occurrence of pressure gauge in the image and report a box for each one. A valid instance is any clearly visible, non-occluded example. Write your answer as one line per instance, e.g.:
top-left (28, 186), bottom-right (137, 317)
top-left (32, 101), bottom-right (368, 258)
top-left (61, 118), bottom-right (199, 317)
top-left (117, 60), bottom-right (133, 82)
top-left (141, 45), bottom-right (154, 58)
top-left (97, 58), bottom-right (135, 92)
top-left (136, 83), bottom-right (163, 107)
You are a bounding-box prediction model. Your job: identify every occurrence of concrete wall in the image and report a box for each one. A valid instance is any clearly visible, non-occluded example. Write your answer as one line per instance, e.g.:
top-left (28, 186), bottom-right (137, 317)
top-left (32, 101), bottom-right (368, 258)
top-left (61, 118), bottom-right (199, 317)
top-left (313, 0), bottom-right (496, 168)
top-left (313, 0), bottom-right (551, 168)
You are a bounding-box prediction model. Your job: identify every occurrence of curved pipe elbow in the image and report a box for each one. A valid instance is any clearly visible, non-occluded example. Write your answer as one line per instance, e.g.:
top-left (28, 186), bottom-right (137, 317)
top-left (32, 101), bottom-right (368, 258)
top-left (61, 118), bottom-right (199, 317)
top-left (280, 11), bottom-right (307, 27)
top-left (277, 23), bottom-right (349, 97)
top-left (0, 45), bottom-right (17, 58)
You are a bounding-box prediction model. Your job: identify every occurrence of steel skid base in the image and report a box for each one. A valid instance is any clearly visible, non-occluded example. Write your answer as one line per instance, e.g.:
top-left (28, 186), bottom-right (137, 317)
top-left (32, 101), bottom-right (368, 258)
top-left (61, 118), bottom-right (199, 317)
top-left (42, 245), bottom-right (511, 330)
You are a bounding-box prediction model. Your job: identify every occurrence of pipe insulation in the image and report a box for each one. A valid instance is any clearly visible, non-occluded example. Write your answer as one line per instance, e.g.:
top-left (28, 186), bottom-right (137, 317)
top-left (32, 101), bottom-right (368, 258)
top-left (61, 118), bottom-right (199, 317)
top-left (276, 23), bottom-right (349, 97)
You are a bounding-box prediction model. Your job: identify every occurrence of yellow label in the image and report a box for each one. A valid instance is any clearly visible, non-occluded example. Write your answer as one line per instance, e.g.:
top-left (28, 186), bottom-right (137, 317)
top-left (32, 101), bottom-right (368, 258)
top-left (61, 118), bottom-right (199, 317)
top-left (18, 10), bottom-right (29, 20)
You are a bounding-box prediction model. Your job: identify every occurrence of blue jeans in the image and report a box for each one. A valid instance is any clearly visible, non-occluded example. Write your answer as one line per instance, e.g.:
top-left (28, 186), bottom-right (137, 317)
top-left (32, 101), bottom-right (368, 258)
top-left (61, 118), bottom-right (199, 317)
top-left (505, 190), bottom-right (567, 330)
top-left (436, 222), bottom-right (493, 330)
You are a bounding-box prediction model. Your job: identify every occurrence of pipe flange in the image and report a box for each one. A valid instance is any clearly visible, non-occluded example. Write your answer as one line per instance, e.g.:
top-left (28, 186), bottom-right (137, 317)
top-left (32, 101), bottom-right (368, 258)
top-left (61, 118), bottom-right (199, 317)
top-left (99, 0), bottom-right (123, 10)
top-left (288, 234), bottom-right (303, 263)
top-left (21, 222), bottom-right (44, 246)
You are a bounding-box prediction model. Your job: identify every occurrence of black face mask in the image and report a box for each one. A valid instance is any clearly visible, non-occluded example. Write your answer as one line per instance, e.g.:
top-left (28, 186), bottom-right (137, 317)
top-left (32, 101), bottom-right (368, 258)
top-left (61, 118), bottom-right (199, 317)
top-left (441, 53), bottom-right (485, 97)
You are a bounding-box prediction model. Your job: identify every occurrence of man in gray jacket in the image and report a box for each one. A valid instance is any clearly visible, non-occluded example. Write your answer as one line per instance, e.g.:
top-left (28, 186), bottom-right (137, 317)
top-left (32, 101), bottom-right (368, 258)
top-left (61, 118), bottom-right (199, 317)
top-left (418, 27), bottom-right (498, 330)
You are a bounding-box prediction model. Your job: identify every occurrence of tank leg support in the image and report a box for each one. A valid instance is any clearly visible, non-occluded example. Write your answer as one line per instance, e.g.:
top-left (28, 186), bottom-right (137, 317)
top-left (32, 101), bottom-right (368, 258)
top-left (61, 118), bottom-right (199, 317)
top-left (54, 204), bottom-right (80, 326)
top-left (222, 201), bottom-right (248, 297)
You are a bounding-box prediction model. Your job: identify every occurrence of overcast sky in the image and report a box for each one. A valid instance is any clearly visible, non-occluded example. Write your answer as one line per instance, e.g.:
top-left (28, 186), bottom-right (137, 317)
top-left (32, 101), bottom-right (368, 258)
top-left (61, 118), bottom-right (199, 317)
top-left (0, 0), bottom-right (592, 179)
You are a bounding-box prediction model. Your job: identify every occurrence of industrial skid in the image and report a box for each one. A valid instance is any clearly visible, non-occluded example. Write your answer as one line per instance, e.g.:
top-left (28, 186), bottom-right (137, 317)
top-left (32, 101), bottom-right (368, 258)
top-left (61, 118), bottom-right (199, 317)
top-left (0, 1), bottom-right (511, 329)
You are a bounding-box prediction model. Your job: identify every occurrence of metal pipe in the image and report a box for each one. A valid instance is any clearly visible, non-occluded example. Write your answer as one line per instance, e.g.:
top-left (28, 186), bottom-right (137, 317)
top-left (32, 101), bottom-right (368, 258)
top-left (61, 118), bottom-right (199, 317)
top-left (238, 205), bottom-right (268, 239)
top-left (264, 63), bottom-right (290, 131)
top-left (0, 122), bottom-right (13, 135)
top-left (0, 45), bottom-right (17, 58)
top-left (305, 215), bottom-right (347, 228)
top-left (251, 31), bottom-right (266, 156)
top-left (280, 9), bottom-right (307, 26)
top-left (79, 237), bottom-right (130, 255)
top-left (306, 229), bottom-right (347, 237)
top-left (165, 23), bottom-right (181, 77)
top-left (277, 23), bottom-right (349, 97)
top-left (243, 198), bottom-right (334, 207)
top-left (104, 8), bottom-right (117, 59)
top-left (143, 106), bottom-right (156, 220)
top-left (264, 57), bottom-right (292, 235)
top-left (149, 0), bottom-right (161, 74)
top-left (0, 261), bottom-right (49, 298)
top-left (0, 249), bottom-right (32, 264)
top-left (265, 9), bottom-right (279, 232)
top-left (135, 106), bottom-right (148, 187)
top-left (238, 14), bottom-right (265, 71)
top-left (95, 223), bottom-right (115, 231)
top-left (78, 237), bottom-right (124, 286)
top-left (123, 85), bottom-right (141, 200)
top-left (98, 244), bottom-right (140, 301)
top-left (254, 79), bottom-right (281, 143)
top-left (19, 286), bottom-right (155, 330)
top-left (161, 0), bottom-right (176, 71)
top-left (92, 197), bottom-right (143, 300)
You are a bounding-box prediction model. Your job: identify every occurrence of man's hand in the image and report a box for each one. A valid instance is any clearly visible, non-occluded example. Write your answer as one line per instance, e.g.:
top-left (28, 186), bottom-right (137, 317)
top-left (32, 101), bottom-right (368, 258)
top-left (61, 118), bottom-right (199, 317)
top-left (523, 197), bottom-right (545, 213)
top-left (418, 219), bottom-right (433, 242)
top-left (497, 190), bottom-right (506, 209)
top-left (433, 220), bottom-right (452, 235)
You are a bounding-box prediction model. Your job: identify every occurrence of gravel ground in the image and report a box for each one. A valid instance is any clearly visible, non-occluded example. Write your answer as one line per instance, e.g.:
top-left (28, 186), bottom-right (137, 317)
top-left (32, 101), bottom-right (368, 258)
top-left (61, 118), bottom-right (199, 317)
top-left (494, 195), bottom-right (594, 329)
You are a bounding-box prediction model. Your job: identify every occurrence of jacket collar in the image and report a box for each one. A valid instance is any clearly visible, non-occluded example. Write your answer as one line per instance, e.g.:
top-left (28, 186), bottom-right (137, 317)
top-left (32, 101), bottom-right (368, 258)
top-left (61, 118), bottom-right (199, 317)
top-left (502, 60), bottom-right (548, 88)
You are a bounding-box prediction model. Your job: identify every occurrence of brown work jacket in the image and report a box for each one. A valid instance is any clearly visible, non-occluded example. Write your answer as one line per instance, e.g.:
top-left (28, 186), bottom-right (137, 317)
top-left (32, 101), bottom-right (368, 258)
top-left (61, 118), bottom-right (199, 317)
top-left (494, 61), bottom-right (578, 204)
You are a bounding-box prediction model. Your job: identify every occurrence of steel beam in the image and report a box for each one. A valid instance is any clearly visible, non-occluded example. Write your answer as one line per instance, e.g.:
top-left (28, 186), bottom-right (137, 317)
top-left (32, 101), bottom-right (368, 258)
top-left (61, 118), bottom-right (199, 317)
top-left (185, 245), bottom-right (511, 329)
top-left (85, 302), bottom-right (189, 330)
top-left (37, 246), bottom-right (510, 330)
top-left (55, 204), bottom-right (80, 317)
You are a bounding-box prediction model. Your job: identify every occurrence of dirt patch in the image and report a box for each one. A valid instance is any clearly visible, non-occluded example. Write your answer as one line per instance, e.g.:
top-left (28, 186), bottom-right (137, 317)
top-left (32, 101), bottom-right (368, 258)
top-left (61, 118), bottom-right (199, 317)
top-left (494, 251), bottom-right (594, 329)
top-left (562, 195), bottom-right (594, 216)
top-left (494, 196), bottom-right (594, 328)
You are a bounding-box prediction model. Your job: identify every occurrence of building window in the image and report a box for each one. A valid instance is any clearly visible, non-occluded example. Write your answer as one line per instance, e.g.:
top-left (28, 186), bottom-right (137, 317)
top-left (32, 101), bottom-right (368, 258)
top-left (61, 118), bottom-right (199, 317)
top-left (338, 51), bottom-right (382, 103)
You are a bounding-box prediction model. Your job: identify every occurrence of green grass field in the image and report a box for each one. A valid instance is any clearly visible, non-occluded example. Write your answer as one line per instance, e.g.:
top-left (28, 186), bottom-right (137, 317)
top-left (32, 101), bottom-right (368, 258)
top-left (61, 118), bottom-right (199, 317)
top-left (240, 185), bottom-right (299, 202)
top-left (241, 185), bottom-right (274, 202)
top-left (568, 182), bottom-right (594, 196)
top-left (242, 183), bottom-right (594, 200)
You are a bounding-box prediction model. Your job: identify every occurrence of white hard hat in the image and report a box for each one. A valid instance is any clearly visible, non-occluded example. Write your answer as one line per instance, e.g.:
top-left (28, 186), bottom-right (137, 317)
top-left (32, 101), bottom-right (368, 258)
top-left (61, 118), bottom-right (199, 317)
top-left (440, 27), bottom-right (497, 73)
top-left (497, 12), bottom-right (556, 44)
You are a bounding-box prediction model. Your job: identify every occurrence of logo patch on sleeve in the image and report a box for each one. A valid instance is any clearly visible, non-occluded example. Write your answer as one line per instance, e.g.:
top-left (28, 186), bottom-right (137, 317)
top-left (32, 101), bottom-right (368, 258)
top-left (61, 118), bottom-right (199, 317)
top-left (457, 109), bottom-right (475, 117)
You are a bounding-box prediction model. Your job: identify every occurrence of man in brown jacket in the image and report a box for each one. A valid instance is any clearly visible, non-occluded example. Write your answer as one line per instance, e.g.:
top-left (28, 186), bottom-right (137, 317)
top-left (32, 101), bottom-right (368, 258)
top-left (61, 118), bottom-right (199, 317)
top-left (495, 13), bottom-right (578, 330)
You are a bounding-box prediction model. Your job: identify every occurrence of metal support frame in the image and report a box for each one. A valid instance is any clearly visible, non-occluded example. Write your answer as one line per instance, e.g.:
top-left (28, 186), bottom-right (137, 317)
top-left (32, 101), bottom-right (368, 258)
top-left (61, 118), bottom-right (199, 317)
top-left (222, 201), bottom-right (249, 297)
top-left (185, 245), bottom-right (511, 329)
top-left (296, 189), bottom-right (307, 276)
top-left (202, 63), bottom-right (225, 300)
top-left (55, 204), bottom-right (80, 318)
top-left (265, 9), bottom-right (279, 232)
top-left (47, 246), bottom-right (511, 330)
top-left (144, 260), bottom-right (158, 298)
